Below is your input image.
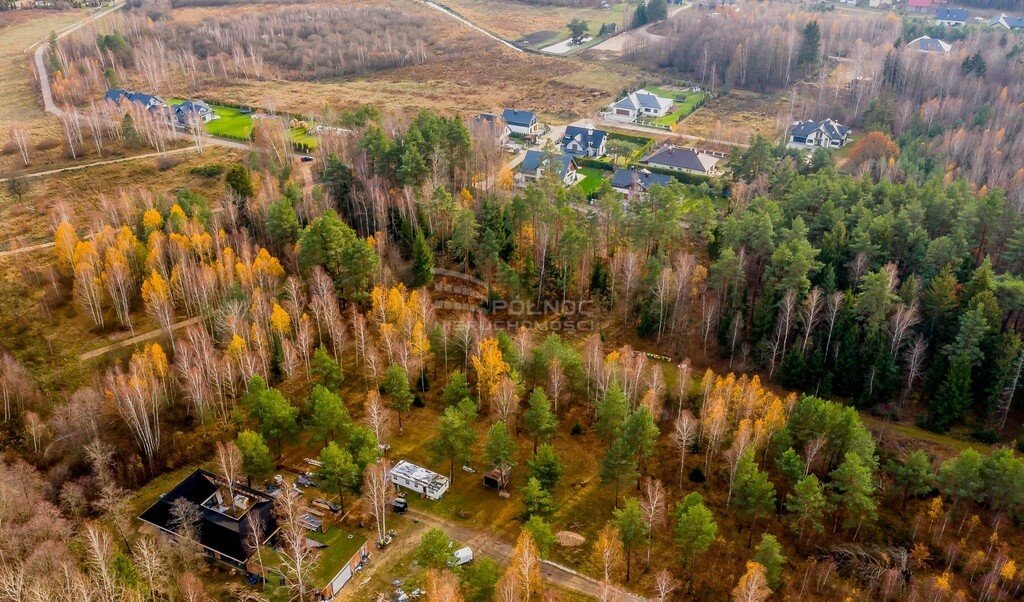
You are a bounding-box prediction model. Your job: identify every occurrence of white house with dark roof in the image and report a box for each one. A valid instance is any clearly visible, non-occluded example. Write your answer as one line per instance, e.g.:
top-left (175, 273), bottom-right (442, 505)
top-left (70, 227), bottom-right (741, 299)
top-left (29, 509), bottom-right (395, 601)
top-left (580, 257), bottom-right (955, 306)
top-left (519, 150), bottom-right (580, 187)
top-left (988, 13), bottom-right (1024, 29)
top-left (561, 122), bottom-right (608, 157)
top-left (935, 7), bottom-right (968, 26)
top-left (787, 118), bottom-right (852, 150)
top-left (174, 100), bottom-right (215, 126)
top-left (605, 89), bottom-right (674, 123)
top-left (906, 35), bottom-right (952, 54)
top-left (642, 145), bottom-right (720, 175)
top-left (502, 109), bottom-right (541, 137)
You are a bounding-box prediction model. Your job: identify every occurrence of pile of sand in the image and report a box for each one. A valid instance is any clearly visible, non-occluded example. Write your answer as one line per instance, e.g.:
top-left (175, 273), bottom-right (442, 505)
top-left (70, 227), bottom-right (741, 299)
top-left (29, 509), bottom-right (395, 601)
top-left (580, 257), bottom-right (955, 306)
top-left (555, 531), bottom-right (586, 547)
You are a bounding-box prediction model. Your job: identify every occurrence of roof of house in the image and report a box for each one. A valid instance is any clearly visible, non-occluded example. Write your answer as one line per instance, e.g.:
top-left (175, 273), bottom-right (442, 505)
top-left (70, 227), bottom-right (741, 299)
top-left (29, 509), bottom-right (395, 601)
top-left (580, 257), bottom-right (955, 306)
top-left (105, 89), bottom-right (167, 110)
top-left (788, 118), bottom-right (851, 141)
top-left (561, 124), bottom-right (608, 149)
top-left (643, 146), bottom-right (719, 173)
top-left (175, 100), bottom-right (212, 113)
top-left (521, 150), bottom-right (576, 179)
top-left (989, 13), bottom-right (1024, 28)
top-left (907, 0), bottom-right (932, 7)
top-left (907, 35), bottom-right (952, 53)
top-left (612, 89), bottom-right (674, 113)
top-left (138, 469), bottom-right (277, 564)
top-left (474, 112), bottom-right (502, 126)
top-left (611, 167), bottom-right (673, 192)
top-left (502, 109), bottom-right (537, 128)
top-left (935, 7), bottom-right (968, 21)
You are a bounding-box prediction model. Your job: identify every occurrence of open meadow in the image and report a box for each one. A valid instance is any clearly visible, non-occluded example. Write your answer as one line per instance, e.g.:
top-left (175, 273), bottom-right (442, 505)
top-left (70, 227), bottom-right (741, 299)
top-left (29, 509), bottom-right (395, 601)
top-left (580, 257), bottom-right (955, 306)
top-left (438, 0), bottom-right (633, 49)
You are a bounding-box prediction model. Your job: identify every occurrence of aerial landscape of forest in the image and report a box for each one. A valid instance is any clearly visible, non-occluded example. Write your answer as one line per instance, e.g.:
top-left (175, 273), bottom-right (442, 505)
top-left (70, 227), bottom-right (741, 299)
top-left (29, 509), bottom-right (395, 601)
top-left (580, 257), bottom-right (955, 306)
top-left (3, 0), bottom-right (1024, 599)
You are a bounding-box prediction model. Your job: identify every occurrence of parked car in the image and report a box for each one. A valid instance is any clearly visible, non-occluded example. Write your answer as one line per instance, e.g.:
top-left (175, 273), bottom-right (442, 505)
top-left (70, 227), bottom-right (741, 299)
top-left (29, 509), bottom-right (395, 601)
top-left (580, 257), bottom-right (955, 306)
top-left (391, 497), bottom-right (408, 514)
top-left (300, 155), bottom-right (315, 162)
top-left (296, 474), bottom-right (318, 488)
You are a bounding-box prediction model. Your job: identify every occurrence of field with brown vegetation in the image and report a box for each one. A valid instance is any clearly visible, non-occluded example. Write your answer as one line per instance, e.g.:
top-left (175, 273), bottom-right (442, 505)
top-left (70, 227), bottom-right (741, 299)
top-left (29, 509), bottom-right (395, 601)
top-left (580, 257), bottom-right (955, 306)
top-left (439, 0), bottom-right (632, 46)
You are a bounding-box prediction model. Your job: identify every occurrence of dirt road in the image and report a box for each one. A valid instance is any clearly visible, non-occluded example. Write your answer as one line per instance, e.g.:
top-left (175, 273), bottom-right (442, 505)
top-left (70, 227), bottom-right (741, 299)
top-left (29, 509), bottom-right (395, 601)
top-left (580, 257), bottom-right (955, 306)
top-left (407, 509), bottom-right (645, 601)
top-left (591, 3), bottom-right (690, 54)
top-left (32, 2), bottom-right (125, 118)
top-left (418, 0), bottom-right (523, 53)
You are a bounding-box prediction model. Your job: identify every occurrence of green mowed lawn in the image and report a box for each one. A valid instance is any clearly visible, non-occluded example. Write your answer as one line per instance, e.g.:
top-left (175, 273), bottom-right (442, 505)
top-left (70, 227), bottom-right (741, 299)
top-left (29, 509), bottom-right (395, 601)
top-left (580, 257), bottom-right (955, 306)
top-left (577, 167), bottom-right (609, 196)
top-left (644, 87), bottom-right (708, 126)
top-left (205, 105), bottom-right (255, 140)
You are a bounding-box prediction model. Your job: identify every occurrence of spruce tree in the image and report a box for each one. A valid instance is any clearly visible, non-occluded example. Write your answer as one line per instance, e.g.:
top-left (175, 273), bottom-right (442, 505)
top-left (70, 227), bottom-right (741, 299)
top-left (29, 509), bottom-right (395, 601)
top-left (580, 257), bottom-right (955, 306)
top-left (412, 230), bottom-right (434, 287)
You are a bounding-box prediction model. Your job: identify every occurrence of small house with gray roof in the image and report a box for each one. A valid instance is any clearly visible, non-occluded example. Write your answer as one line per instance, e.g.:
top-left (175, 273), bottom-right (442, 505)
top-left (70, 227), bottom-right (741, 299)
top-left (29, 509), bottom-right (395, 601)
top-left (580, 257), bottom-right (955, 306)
top-left (787, 118), bottom-right (852, 150)
top-left (561, 123), bottom-right (608, 158)
top-left (502, 109), bottom-right (542, 137)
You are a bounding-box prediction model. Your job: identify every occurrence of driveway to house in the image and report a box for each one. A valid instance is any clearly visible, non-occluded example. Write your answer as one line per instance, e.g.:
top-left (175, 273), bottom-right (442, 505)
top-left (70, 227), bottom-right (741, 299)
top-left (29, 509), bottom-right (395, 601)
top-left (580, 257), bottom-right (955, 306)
top-left (32, 1), bottom-right (126, 118)
top-left (591, 3), bottom-right (690, 54)
top-left (407, 508), bottom-right (645, 601)
top-left (417, 0), bottom-right (523, 53)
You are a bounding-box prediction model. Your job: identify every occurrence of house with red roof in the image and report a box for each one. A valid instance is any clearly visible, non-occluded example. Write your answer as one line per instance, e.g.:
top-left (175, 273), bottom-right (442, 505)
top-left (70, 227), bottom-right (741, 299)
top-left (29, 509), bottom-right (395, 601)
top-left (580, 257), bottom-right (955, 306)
top-left (907, 0), bottom-right (933, 12)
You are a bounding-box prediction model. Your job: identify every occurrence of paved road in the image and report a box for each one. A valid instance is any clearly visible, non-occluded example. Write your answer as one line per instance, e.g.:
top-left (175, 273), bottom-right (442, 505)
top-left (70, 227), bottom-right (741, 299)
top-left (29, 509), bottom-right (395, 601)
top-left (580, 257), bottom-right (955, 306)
top-left (33, 1), bottom-right (125, 118)
top-left (418, 0), bottom-right (523, 53)
top-left (595, 116), bottom-right (750, 149)
top-left (407, 509), bottom-right (645, 601)
top-left (591, 4), bottom-right (690, 54)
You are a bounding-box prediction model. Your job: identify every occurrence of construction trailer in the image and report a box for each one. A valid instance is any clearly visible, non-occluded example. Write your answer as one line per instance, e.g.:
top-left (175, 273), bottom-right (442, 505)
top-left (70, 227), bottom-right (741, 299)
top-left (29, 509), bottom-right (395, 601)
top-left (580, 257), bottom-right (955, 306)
top-left (389, 460), bottom-right (451, 500)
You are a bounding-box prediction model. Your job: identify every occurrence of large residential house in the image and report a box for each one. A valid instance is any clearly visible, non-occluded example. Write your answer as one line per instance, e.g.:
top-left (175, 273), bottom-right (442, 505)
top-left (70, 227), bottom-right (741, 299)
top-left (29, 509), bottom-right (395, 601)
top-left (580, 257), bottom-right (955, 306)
top-left (906, 35), bottom-right (953, 54)
top-left (787, 118), bottom-right (852, 149)
top-left (138, 469), bottom-right (278, 569)
top-left (906, 0), bottom-right (932, 12)
top-left (610, 167), bottom-right (673, 200)
top-left (989, 13), bottom-right (1024, 29)
top-left (472, 112), bottom-right (511, 145)
top-left (642, 145), bottom-right (720, 176)
top-left (561, 123), bottom-right (608, 157)
top-left (935, 7), bottom-right (968, 26)
top-left (174, 100), bottom-right (215, 127)
top-left (519, 150), bottom-right (580, 187)
top-left (605, 89), bottom-right (674, 123)
top-left (502, 109), bottom-right (542, 137)
top-left (105, 88), bottom-right (167, 112)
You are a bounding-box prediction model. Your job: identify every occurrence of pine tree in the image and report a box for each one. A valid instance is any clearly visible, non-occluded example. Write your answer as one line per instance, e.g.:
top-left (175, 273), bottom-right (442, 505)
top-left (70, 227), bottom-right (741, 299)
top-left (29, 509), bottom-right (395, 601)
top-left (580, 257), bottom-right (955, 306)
top-left (613, 497), bottom-right (648, 582)
top-left (523, 388), bottom-right (557, 453)
top-left (786, 475), bottom-right (827, 542)
top-left (428, 405), bottom-right (476, 481)
top-left (316, 442), bottom-right (359, 513)
top-left (797, 21), bottom-right (821, 68)
top-left (527, 444), bottom-right (564, 492)
top-left (733, 450), bottom-right (777, 547)
top-left (412, 230), bottom-right (435, 287)
top-left (225, 163), bottom-right (255, 198)
top-left (929, 354), bottom-right (972, 433)
top-left (521, 477), bottom-right (553, 518)
top-left (753, 534), bottom-right (785, 591)
top-left (672, 492), bottom-right (717, 565)
top-left (306, 385), bottom-right (352, 443)
top-left (311, 345), bottom-right (344, 390)
top-left (381, 364), bottom-right (414, 434)
top-left (829, 452), bottom-right (877, 536)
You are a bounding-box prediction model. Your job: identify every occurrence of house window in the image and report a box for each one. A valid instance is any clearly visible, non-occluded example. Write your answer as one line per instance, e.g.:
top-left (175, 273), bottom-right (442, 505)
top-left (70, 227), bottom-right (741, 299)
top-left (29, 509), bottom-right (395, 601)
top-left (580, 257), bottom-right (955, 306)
top-left (615, 109), bottom-right (630, 116)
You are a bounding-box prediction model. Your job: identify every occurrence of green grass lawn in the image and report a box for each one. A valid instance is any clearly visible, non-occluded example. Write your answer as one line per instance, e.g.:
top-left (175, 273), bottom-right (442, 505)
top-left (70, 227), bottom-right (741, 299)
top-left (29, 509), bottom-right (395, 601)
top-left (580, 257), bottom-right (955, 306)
top-left (289, 127), bottom-right (318, 151)
top-left (576, 167), bottom-right (608, 196)
top-left (643, 87), bottom-right (708, 126)
top-left (205, 105), bottom-right (255, 140)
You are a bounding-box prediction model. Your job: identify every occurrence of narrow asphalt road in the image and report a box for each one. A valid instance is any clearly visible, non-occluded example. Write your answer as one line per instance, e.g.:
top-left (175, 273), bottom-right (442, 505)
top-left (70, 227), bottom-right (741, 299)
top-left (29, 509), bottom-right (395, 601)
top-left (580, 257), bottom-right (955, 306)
top-left (33, 1), bottom-right (125, 118)
top-left (407, 508), bottom-right (645, 601)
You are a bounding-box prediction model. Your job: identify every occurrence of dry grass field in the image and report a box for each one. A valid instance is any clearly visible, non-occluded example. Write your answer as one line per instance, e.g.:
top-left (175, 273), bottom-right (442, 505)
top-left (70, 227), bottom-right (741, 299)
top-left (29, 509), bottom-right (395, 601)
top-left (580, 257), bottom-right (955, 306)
top-left (150, 1), bottom-right (642, 123)
top-left (674, 89), bottom-right (787, 144)
top-left (439, 0), bottom-right (632, 46)
top-left (0, 10), bottom-right (88, 164)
